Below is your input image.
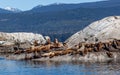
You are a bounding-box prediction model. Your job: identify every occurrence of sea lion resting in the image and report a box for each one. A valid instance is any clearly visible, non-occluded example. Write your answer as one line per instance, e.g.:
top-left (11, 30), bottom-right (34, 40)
top-left (13, 38), bottom-right (120, 59)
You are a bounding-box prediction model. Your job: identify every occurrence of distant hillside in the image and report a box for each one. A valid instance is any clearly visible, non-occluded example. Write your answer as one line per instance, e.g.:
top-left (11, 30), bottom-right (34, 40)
top-left (0, 0), bottom-right (120, 41)
top-left (0, 8), bottom-right (13, 13)
top-left (29, 0), bottom-right (120, 13)
top-left (4, 7), bottom-right (22, 13)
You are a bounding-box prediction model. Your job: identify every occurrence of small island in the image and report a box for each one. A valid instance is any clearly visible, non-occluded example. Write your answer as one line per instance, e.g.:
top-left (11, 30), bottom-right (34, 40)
top-left (0, 16), bottom-right (120, 63)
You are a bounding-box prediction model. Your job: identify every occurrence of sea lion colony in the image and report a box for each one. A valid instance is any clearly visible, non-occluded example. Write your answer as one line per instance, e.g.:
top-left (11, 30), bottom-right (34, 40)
top-left (12, 37), bottom-right (120, 60)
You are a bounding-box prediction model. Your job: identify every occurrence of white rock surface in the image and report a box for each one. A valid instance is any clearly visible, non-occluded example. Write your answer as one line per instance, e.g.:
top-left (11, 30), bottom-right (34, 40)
top-left (0, 32), bottom-right (46, 44)
top-left (65, 16), bottom-right (120, 47)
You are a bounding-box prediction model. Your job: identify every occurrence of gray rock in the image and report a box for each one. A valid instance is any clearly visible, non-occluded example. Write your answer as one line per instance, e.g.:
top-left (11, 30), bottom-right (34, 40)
top-left (65, 16), bottom-right (120, 48)
top-left (0, 32), bottom-right (46, 45)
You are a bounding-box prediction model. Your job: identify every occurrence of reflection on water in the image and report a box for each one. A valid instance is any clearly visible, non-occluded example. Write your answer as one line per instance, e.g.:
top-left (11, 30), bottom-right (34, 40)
top-left (0, 57), bottom-right (120, 75)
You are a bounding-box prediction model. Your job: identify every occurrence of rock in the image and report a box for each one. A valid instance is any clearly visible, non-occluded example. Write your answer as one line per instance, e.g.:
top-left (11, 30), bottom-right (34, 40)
top-left (0, 41), bottom-right (5, 45)
top-left (0, 32), bottom-right (46, 45)
top-left (32, 52), bottom-right (120, 63)
top-left (65, 16), bottom-right (120, 48)
top-left (1, 41), bottom-right (14, 46)
top-left (6, 53), bottom-right (34, 60)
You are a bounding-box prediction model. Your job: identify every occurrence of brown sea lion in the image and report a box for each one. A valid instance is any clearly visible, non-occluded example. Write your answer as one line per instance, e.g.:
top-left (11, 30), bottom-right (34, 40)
top-left (103, 42), bottom-right (110, 51)
top-left (53, 38), bottom-right (63, 48)
top-left (106, 52), bottom-right (113, 58)
top-left (42, 52), bottom-right (55, 57)
top-left (14, 50), bottom-right (23, 54)
top-left (33, 40), bottom-right (39, 46)
top-left (97, 42), bottom-right (104, 51)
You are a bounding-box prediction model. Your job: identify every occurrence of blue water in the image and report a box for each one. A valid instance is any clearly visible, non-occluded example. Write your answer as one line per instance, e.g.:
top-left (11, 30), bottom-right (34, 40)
top-left (0, 57), bottom-right (120, 75)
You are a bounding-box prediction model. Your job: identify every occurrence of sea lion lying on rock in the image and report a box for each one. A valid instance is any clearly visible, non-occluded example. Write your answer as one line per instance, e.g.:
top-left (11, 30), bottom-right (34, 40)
top-left (112, 39), bottom-right (120, 49)
top-left (11, 38), bottom-right (120, 61)
top-left (26, 45), bottom-right (51, 53)
top-left (106, 52), bottom-right (113, 58)
top-left (53, 38), bottom-right (63, 48)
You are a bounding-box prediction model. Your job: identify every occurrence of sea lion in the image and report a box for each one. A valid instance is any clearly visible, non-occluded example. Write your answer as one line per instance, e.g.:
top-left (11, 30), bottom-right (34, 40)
top-left (53, 38), bottom-right (63, 48)
top-left (97, 42), bottom-right (104, 51)
top-left (77, 43), bottom-right (85, 51)
top-left (45, 36), bottom-right (51, 45)
top-left (106, 52), bottom-right (113, 58)
top-left (103, 42), bottom-right (110, 51)
top-left (112, 39), bottom-right (120, 49)
top-left (63, 43), bottom-right (68, 49)
top-left (14, 50), bottom-right (23, 54)
top-left (42, 52), bottom-right (55, 57)
top-left (33, 40), bottom-right (39, 46)
top-left (83, 48), bottom-right (88, 55)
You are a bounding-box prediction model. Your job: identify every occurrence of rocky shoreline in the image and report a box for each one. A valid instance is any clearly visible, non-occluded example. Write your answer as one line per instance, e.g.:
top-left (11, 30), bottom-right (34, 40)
top-left (0, 16), bottom-right (120, 63)
top-left (3, 37), bottom-right (120, 63)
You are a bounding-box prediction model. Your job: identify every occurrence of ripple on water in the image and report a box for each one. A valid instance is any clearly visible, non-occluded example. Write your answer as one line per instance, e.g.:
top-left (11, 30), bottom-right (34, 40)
top-left (0, 58), bottom-right (120, 75)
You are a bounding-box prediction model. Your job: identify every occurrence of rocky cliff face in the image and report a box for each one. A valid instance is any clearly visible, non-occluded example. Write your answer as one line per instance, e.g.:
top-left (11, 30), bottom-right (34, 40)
top-left (0, 32), bottom-right (46, 44)
top-left (65, 16), bottom-right (120, 47)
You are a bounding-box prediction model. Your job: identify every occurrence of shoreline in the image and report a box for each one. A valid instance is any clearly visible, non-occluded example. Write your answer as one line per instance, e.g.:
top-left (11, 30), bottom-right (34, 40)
top-left (0, 32), bottom-right (119, 63)
top-left (5, 52), bottom-right (120, 63)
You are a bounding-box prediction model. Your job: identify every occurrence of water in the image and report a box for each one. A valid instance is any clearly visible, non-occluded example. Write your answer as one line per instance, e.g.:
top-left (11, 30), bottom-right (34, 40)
top-left (0, 57), bottom-right (120, 75)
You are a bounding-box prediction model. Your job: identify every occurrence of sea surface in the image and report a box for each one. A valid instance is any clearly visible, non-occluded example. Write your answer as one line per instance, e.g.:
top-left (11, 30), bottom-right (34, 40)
top-left (0, 57), bottom-right (120, 75)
